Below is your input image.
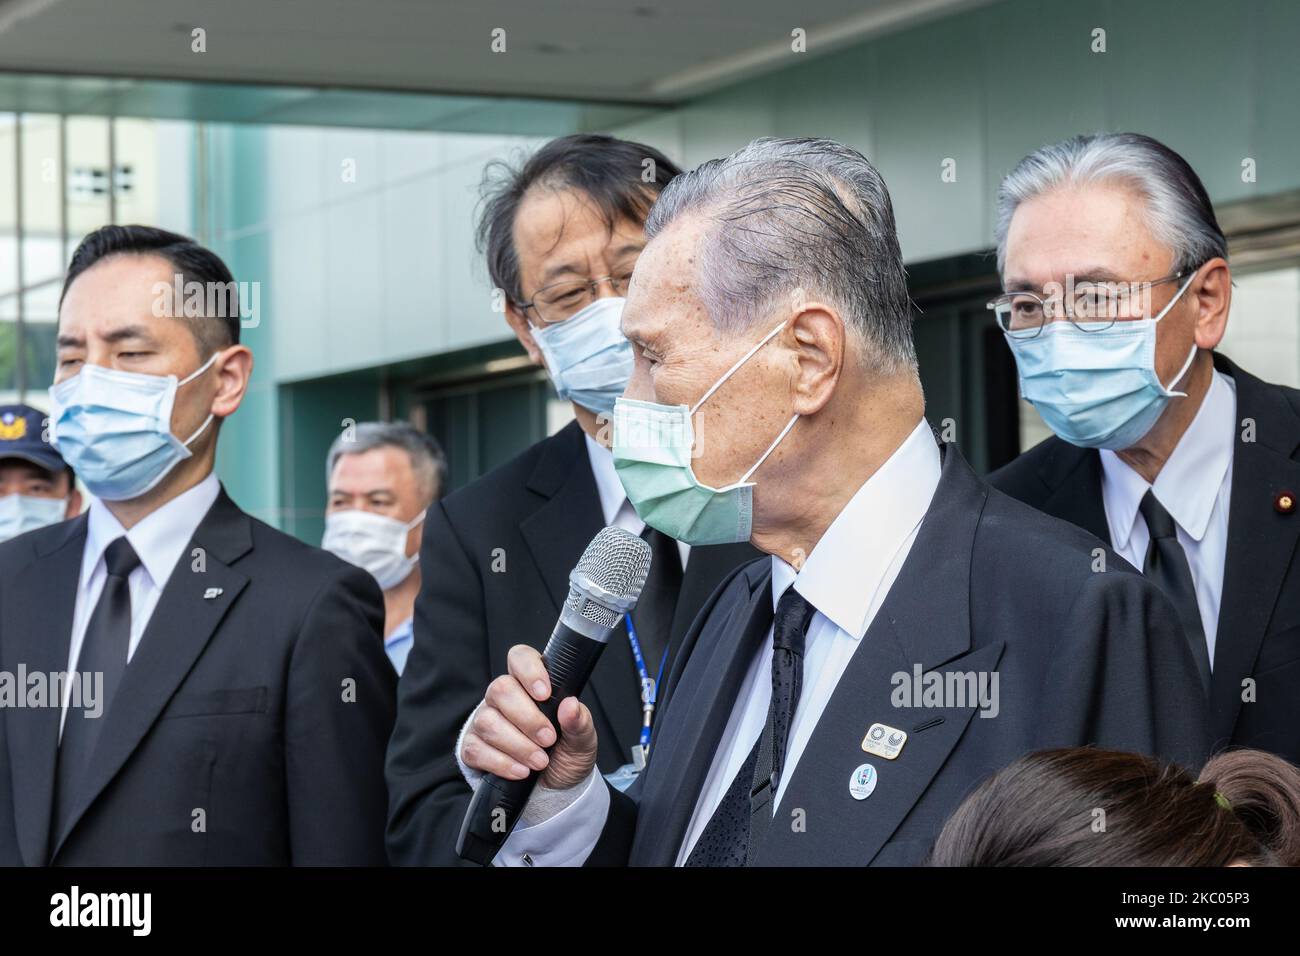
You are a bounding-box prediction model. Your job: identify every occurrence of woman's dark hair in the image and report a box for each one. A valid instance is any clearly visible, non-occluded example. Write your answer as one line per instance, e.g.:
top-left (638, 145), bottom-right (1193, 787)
top-left (475, 133), bottom-right (682, 307)
top-left (928, 747), bottom-right (1300, 867)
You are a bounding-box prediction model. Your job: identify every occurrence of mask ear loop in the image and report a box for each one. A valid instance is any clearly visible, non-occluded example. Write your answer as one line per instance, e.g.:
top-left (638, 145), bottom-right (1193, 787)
top-left (1161, 343), bottom-right (1199, 399)
top-left (1150, 271), bottom-right (1201, 398)
top-left (176, 349), bottom-right (226, 447)
top-left (178, 349), bottom-right (222, 386)
top-left (689, 321), bottom-right (788, 416)
top-left (737, 413), bottom-right (800, 484)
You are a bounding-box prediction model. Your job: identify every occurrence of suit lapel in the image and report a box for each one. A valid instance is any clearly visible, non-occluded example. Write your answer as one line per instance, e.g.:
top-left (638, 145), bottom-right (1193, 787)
top-left (632, 565), bottom-right (773, 866)
top-left (50, 489), bottom-right (251, 857)
top-left (6, 517), bottom-right (86, 865)
top-left (672, 543), bottom-right (757, 641)
top-left (1209, 354), bottom-right (1300, 742)
top-left (1037, 439), bottom-right (1111, 544)
top-left (755, 443), bottom-right (1002, 865)
top-left (517, 423), bottom-right (636, 745)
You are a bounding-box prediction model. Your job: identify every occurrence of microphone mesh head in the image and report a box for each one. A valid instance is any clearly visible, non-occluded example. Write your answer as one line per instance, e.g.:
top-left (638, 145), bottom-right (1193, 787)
top-left (564, 526), bottom-right (653, 628)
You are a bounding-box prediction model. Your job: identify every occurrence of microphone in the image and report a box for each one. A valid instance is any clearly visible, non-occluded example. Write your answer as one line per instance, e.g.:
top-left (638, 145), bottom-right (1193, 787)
top-left (456, 525), bottom-right (653, 865)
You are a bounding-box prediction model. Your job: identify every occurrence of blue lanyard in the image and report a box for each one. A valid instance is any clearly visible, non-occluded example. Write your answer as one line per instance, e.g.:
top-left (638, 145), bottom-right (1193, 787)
top-left (624, 616), bottom-right (668, 756)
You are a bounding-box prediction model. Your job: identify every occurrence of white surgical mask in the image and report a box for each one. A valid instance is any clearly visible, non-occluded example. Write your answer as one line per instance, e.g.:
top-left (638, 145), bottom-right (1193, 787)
top-left (48, 353), bottom-right (218, 501)
top-left (322, 509), bottom-right (424, 590)
top-left (1005, 271), bottom-right (1198, 450)
top-left (0, 493), bottom-right (68, 542)
top-left (613, 321), bottom-right (797, 545)
top-left (530, 297), bottom-right (633, 416)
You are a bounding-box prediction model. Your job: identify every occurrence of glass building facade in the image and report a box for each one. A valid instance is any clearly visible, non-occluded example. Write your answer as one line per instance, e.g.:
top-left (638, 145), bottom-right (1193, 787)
top-left (3, 0), bottom-right (1299, 547)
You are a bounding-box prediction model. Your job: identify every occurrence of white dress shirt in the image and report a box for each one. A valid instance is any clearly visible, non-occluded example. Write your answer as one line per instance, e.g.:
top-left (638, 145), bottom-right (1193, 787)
top-left (60, 473), bottom-right (221, 733)
top-left (1099, 370), bottom-right (1236, 666)
top-left (490, 417), bottom-right (941, 866)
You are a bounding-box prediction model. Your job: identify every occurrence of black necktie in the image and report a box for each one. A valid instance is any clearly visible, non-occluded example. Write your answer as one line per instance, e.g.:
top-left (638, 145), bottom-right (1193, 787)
top-left (685, 587), bottom-right (815, 866)
top-left (54, 536), bottom-right (140, 834)
top-left (1139, 490), bottom-right (1211, 693)
top-left (631, 526), bottom-right (683, 677)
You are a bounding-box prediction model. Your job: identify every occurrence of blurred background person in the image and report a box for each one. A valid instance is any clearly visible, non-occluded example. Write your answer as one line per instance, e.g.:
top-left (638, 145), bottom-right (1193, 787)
top-left (385, 133), bottom-right (758, 866)
top-left (989, 133), bottom-right (1300, 766)
top-left (0, 404), bottom-right (81, 542)
top-left (0, 225), bottom-right (394, 866)
top-left (929, 746), bottom-right (1300, 866)
top-left (323, 421), bottom-right (447, 675)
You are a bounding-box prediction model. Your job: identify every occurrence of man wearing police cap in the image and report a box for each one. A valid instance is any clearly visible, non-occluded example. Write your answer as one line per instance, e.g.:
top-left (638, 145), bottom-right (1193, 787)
top-left (0, 404), bottom-right (81, 543)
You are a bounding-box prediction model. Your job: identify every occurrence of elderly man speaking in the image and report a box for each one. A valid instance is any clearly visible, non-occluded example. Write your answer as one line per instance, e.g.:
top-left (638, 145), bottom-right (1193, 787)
top-left (456, 137), bottom-right (1208, 867)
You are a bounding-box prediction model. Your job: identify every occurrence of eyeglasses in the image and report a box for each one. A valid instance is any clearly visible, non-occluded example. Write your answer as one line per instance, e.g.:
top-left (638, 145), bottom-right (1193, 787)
top-left (987, 270), bottom-right (1187, 338)
top-left (520, 273), bottom-right (633, 325)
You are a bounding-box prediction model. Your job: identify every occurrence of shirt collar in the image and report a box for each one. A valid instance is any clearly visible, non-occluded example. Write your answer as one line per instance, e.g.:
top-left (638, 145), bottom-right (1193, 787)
top-left (83, 472), bottom-right (222, 590)
top-left (1101, 369), bottom-right (1236, 547)
top-left (386, 615), bottom-right (414, 648)
top-left (584, 432), bottom-right (626, 527)
top-left (771, 418), bottom-right (941, 640)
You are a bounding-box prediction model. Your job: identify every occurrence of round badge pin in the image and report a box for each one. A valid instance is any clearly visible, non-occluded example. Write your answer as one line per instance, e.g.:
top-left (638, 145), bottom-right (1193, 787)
top-left (849, 762), bottom-right (877, 801)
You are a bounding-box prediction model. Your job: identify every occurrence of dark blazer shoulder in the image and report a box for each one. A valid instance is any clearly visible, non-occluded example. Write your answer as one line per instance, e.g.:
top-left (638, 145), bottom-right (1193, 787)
top-left (987, 435), bottom-right (1076, 504)
top-left (438, 420), bottom-right (587, 527)
top-left (0, 515), bottom-right (82, 575)
top-left (197, 492), bottom-right (384, 622)
top-left (978, 481), bottom-right (1137, 581)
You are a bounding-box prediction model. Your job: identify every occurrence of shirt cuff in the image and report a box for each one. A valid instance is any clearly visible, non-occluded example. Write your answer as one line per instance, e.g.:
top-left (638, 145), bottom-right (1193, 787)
top-left (494, 766), bottom-right (609, 867)
top-left (455, 702), bottom-right (486, 791)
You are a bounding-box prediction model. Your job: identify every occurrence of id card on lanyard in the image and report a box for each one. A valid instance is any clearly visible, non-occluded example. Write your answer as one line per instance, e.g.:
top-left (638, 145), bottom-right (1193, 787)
top-left (603, 615), bottom-right (668, 793)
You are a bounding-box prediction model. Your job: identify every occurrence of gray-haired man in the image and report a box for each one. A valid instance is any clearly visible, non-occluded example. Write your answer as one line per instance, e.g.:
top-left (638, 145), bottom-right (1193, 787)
top-left (989, 132), bottom-right (1300, 765)
top-left (324, 422), bottom-right (447, 674)
top-left (457, 137), bottom-right (1208, 866)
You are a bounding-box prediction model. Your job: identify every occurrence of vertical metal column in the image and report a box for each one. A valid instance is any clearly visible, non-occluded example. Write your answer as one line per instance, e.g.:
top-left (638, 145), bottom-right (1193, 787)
top-left (14, 113), bottom-right (26, 400)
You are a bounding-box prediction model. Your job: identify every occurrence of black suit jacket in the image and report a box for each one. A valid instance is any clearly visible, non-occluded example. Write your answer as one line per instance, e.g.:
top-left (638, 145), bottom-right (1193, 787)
top-left (0, 487), bottom-right (396, 866)
top-left (385, 420), bottom-right (757, 865)
top-left (587, 440), bottom-right (1208, 866)
top-left (989, 353), bottom-right (1300, 764)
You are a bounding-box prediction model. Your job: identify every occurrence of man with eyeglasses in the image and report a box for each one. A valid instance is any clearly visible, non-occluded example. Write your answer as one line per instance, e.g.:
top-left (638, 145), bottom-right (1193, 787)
top-left (385, 134), bottom-right (758, 865)
top-left (989, 132), bottom-right (1300, 765)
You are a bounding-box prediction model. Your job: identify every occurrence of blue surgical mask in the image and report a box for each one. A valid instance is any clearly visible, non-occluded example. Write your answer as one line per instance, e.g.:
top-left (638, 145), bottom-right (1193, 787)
top-left (613, 321), bottom-right (797, 545)
top-left (48, 353), bottom-right (219, 502)
top-left (0, 493), bottom-right (68, 542)
top-left (531, 296), bottom-right (633, 416)
top-left (1005, 272), bottom-right (1198, 450)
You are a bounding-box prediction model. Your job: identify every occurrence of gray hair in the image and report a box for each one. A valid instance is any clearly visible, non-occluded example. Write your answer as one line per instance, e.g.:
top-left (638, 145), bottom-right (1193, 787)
top-left (645, 137), bottom-right (916, 373)
top-left (995, 132), bottom-right (1227, 275)
top-left (326, 421), bottom-right (447, 504)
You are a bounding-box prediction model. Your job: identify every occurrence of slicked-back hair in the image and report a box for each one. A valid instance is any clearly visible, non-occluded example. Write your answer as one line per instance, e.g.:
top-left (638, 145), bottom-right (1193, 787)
top-left (995, 132), bottom-right (1228, 275)
top-left (644, 137), bottom-right (916, 374)
top-left (61, 224), bottom-right (241, 355)
top-left (476, 133), bottom-right (683, 307)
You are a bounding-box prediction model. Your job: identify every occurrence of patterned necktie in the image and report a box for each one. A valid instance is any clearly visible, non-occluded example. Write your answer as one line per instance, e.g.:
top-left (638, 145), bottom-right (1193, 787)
top-left (1139, 490), bottom-right (1211, 693)
top-left (685, 587), bottom-right (816, 866)
top-left (54, 535), bottom-right (140, 835)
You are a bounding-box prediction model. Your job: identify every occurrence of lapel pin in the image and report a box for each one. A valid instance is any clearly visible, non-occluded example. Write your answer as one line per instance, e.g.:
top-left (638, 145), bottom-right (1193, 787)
top-left (861, 722), bottom-right (907, 760)
top-left (203, 587), bottom-right (224, 600)
top-left (1274, 491), bottom-right (1295, 515)
top-left (849, 763), bottom-right (878, 801)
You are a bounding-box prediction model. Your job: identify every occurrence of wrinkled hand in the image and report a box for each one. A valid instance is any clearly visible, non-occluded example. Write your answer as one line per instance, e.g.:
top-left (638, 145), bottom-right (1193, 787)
top-left (460, 644), bottom-right (598, 790)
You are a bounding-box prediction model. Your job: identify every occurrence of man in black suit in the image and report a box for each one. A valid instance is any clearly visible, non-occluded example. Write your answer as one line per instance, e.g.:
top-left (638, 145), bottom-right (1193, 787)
top-left (987, 133), bottom-right (1300, 765)
top-left (0, 226), bottom-right (394, 865)
top-left (455, 137), bottom-right (1208, 867)
top-left (385, 134), bottom-right (757, 865)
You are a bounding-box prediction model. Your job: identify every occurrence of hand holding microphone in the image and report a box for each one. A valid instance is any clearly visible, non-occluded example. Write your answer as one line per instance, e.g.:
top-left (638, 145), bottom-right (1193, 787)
top-left (456, 526), bottom-right (652, 864)
top-left (463, 645), bottom-right (599, 790)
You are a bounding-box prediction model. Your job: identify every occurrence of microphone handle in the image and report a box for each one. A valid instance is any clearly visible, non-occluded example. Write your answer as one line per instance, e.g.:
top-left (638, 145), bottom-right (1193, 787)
top-left (455, 621), bottom-right (610, 865)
